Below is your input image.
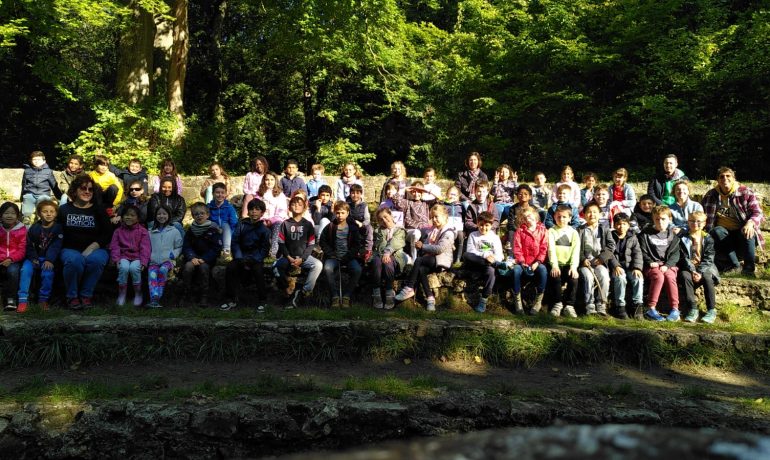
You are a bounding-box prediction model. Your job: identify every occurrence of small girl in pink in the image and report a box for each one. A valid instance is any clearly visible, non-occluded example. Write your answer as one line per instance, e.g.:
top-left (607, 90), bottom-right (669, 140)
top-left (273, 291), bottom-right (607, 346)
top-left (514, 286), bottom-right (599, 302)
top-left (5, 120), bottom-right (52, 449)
top-left (258, 172), bottom-right (288, 257)
top-left (241, 155), bottom-right (269, 217)
top-left (109, 205), bottom-right (151, 306)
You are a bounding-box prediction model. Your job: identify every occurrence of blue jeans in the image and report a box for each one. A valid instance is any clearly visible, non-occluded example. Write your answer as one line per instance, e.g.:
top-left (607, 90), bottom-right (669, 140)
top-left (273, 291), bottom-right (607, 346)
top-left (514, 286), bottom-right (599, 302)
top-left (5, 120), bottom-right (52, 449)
top-left (1, 262), bottom-right (21, 300)
top-left (611, 269), bottom-right (643, 307)
top-left (204, 185), bottom-right (214, 204)
top-left (495, 203), bottom-right (513, 223)
top-left (21, 193), bottom-right (51, 219)
top-left (275, 255), bottom-right (323, 292)
top-left (323, 258), bottom-right (362, 298)
top-left (18, 258), bottom-right (54, 303)
top-left (117, 259), bottom-right (143, 285)
top-left (60, 248), bottom-right (109, 299)
top-left (711, 226), bottom-right (756, 272)
top-left (510, 263), bottom-right (547, 294)
top-left (221, 222), bottom-right (232, 252)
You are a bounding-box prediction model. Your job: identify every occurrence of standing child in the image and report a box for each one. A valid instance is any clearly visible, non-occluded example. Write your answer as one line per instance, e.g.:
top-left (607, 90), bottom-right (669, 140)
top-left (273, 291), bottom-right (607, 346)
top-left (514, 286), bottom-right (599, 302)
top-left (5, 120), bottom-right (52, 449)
top-left (0, 203), bottom-right (27, 311)
top-left (89, 154), bottom-right (124, 210)
top-left (544, 184), bottom-right (580, 229)
top-left (336, 162), bottom-right (364, 202)
top-left (371, 208), bottom-right (408, 309)
top-left (378, 182), bottom-right (405, 228)
top-left (492, 164), bottom-right (517, 223)
top-left (577, 202), bottom-right (616, 316)
top-left (20, 151), bottom-right (62, 225)
top-left (280, 159), bottom-right (306, 198)
top-left (347, 183), bottom-right (374, 260)
top-left (18, 200), bottom-right (62, 312)
top-left (181, 203), bottom-right (222, 307)
top-left (208, 182), bottom-right (239, 257)
top-left (220, 199), bottom-right (272, 312)
top-left (200, 162), bottom-right (233, 203)
top-left (276, 196), bottom-right (323, 308)
top-left (151, 158), bottom-right (183, 194)
top-left (551, 165), bottom-right (581, 209)
top-left (609, 214), bottom-right (644, 320)
top-left (639, 206), bottom-right (681, 321)
top-left (320, 201), bottom-right (363, 308)
top-left (608, 168), bottom-right (637, 217)
top-left (109, 205), bottom-right (151, 306)
top-left (546, 205), bottom-right (580, 317)
top-left (311, 185), bottom-right (335, 238)
top-left (507, 207), bottom-right (548, 315)
top-left (463, 211), bottom-right (504, 313)
top-left (379, 161), bottom-right (408, 202)
top-left (579, 173), bottom-right (597, 209)
top-left (242, 155), bottom-right (269, 217)
top-left (531, 171), bottom-right (552, 212)
top-left (678, 211), bottom-right (719, 324)
top-left (147, 205), bottom-right (183, 308)
top-left (111, 158), bottom-right (149, 195)
top-left (393, 181), bottom-right (431, 261)
top-left (444, 185), bottom-right (465, 265)
top-left (306, 164), bottom-right (327, 200)
top-left (421, 168), bottom-right (443, 205)
top-left (57, 154), bottom-right (84, 205)
top-left (395, 204), bottom-right (455, 311)
top-left (463, 180), bottom-right (500, 236)
top-left (257, 172), bottom-right (289, 258)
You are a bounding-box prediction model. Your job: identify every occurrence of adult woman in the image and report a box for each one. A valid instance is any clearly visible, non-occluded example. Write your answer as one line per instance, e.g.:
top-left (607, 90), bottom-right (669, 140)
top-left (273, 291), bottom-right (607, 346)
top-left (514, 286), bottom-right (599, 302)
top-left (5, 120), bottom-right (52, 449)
top-left (147, 176), bottom-right (187, 236)
top-left (455, 152), bottom-right (488, 204)
top-left (670, 180), bottom-right (703, 234)
top-left (57, 174), bottom-right (112, 309)
top-left (112, 179), bottom-right (149, 225)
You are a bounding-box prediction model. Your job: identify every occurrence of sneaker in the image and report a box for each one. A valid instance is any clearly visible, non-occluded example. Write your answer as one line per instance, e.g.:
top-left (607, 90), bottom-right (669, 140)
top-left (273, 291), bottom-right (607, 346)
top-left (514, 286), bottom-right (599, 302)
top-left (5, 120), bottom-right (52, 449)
top-left (585, 303), bottom-right (597, 315)
top-left (666, 309), bottom-right (681, 322)
top-left (80, 297), bottom-right (93, 308)
top-left (16, 302), bottom-right (27, 313)
top-left (291, 290), bottom-right (306, 309)
top-left (68, 298), bottom-right (82, 310)
top-left (633, 304), bottom-right (644, 320)
top-left (549, 303), bottom-right (563, 317)
top-left (394, 286), bottom-right (415, 301)
top-left (684, 308), bottom-right (700, 323)
top-left (702, 309), bottom-right (717, 324)
top-left (475, 297), bottom-right (487, 313)
top-left (596, 304), bottom-right (608, 316)
top-left (330, 297), bottom-right (342, 308)
top-left (616, 305), bottom-right (629, 320)
top-left (4, 298), bottom-right (16, 311)
top-left (741, 269), bottom-right (756, 278)
top-left (645, 308), bottom-right (665, 321)
top-left (255, 303), bottom-right (266, 314)
top-left (221, 251), bottom-right (233, 263)
top-left (341, 297), bottom-right (351, 308)
top-left (384, 290), bottom-right (396, 310)
top-left (425, 296), bottom-right (436, 312)
top-left (147, 301), bottom-right (163, 309)
top-left (372, 292), bottom-right (383, 309)
top-left (564, 305), bottom-right (578, 318)
top-left (219, 301), bottom-right (237, 311)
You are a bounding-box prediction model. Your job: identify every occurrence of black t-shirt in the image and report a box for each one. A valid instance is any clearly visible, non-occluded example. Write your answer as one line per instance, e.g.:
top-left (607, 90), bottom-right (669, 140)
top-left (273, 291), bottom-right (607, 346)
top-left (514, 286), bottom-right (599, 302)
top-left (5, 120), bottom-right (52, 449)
top-left (57, 202), bottom-right (111, 252)
top-left (278, 217), bottom-right (315, 258)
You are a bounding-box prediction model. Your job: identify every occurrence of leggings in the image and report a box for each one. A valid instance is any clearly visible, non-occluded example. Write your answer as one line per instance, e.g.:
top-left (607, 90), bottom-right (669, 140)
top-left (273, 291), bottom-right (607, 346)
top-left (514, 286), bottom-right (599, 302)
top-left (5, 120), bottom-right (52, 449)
top-left (148, 261), bottom-right (174, 303)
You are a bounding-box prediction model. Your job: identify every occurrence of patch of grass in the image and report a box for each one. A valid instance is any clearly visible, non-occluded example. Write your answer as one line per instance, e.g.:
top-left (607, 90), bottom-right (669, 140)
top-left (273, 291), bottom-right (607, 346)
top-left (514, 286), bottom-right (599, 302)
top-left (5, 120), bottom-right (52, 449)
top-left (735, 396), bottom-right (770, 415)
top-left (712, 303), bottom-right (770, 334)
top-left (342, 374), bottom-right (440, 399)
top-left (553, 332), bottom-right (602, 366)
top-left (440, 329), bottom-right (556, 367)
top-left (680, 385), bottom-right (710, 399)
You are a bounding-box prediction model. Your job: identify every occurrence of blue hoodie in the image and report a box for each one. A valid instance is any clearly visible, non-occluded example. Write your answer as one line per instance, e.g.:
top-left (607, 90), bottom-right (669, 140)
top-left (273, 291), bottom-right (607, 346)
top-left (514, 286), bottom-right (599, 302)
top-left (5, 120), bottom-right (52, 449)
top-left (208, 199), bottom-right (238, 229)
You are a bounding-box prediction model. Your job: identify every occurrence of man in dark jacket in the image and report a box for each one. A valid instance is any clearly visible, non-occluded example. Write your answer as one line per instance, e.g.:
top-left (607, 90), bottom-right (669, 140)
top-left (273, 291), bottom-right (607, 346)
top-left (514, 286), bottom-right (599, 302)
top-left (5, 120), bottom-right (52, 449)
top-left (647, 154), bottom-right (688, 206)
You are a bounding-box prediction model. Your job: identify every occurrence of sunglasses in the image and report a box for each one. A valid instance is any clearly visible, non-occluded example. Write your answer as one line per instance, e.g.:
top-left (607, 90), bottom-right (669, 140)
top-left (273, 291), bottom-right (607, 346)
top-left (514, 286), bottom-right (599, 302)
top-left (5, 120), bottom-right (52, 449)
top-left (79, 185), bottom-right (94, 192)
top-left (129, 188), bottom-right (142, 192)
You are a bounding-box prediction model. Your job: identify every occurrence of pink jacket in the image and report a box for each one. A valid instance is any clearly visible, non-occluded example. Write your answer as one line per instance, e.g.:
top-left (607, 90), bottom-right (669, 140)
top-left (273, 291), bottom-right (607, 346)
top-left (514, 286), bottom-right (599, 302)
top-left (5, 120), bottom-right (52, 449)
top-left (513, 222), bottom-right (548, 265)
top-left (109, 223), bottom-right (151, 266)
top-left (0, 222), bottom-right (27, 263)
top-left (259, 191), bottom-right (288, 226)
top-left (243, 172), bottom-right (264, 196)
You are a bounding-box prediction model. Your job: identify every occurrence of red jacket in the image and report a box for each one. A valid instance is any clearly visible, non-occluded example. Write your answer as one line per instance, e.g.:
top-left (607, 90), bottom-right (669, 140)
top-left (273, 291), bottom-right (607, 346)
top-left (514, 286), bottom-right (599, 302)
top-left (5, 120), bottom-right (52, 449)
top-left (0, 222), bottom-right (27, 263)
top-left (513, 222), bottom-right (548, 265)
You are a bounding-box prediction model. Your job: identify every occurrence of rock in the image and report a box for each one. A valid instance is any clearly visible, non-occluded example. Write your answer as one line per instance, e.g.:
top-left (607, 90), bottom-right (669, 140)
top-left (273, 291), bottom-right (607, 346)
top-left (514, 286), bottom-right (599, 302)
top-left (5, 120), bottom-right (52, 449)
top-left (604, 409), bottom-right (661, 424)
top-left (190, 407), bottom-right (239, 438)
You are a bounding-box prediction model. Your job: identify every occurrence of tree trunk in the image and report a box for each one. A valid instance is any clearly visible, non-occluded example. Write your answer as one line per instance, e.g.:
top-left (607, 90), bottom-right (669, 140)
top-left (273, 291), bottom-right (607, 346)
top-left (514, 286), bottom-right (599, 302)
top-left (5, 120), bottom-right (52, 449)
top-left (168, 0), bottom-right (189, 145)
top-left (116, 1), bottom-right (155, 105)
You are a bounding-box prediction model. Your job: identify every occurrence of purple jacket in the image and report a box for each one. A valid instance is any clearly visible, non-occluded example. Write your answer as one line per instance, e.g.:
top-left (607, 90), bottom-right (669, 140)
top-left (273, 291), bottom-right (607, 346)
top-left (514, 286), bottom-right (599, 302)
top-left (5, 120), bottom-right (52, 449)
top-left (109, 223), bottom-right (151, 266)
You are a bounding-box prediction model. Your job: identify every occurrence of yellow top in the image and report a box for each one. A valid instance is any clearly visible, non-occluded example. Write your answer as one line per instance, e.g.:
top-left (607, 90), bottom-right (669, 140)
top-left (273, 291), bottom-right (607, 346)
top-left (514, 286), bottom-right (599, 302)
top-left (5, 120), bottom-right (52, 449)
top-left (88, 171), bottom-right (123, 206)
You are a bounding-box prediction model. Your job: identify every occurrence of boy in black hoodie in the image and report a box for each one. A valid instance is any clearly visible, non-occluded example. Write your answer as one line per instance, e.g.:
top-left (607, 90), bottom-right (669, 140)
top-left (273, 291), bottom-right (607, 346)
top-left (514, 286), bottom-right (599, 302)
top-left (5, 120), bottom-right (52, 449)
top-left (320, 201), bottom-right (362, 308)
top-left (110, 158), bottom-right (149, 195)
top-left (347, 183), bottom-right (373, 261)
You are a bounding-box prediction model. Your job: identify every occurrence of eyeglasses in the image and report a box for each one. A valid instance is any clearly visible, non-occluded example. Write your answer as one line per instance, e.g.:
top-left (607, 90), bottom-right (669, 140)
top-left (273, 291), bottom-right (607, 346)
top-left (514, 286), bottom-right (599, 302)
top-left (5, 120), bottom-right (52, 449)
top-left (192, 211), bottom-right (208, 217)
top-left (130, 188), bottom-right (142, 192)
top-left (79, 186), bottom-right (94, 192)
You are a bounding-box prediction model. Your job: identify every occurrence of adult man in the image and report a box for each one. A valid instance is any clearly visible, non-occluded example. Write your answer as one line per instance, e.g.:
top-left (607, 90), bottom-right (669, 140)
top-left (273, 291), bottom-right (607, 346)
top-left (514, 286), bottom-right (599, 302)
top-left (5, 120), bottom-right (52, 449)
top-left (701, 167), bottom-right (764, 277)
top-left (647, 154), bottom-right (688, 206)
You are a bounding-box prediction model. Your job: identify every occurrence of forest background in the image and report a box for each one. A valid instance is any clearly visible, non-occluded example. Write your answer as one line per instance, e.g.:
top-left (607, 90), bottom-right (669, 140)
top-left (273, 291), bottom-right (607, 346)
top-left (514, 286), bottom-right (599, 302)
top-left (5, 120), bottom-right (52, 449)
top-left (1, 0), bottom-right (768, 181)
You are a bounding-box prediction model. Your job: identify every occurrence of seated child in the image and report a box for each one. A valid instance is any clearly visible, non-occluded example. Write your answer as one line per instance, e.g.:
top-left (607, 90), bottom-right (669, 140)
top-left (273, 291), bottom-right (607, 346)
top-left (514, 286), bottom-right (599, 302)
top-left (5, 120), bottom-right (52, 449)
top-left (347, 183), bottom-right (373, 260)
top-left (395, 204), bottom-right (455, 311)
top-left (276, 196), bottom-right (323, 308)
top-left (58, 154), bottom-right (84, 205)
top-left (463, 179), bottom-right (500, 236)
top-left (639, 205), bottom-right (681, 321)
top-left (531, 171), bottom-right (552, 211)
top-left (421, 168), bottom-right (443, 204)
top-left (199, 162), bottom-right (233, 203)
top-left (181, 203), bottom-right (223, 307)
top-left (507, 184), bottom-right (545, 241)
top-left (147, 205), bottom-right (183, 308)
top-left (320, 201), bottom-right (363, 308)
top-left (0, 202), bottom-right (26, 311)
top-left (280, 159), bottom-right (306, 198)
top-left (18, 200), bottom-right (62, 312)
top-left (113, 180), bottom-right (149, 225)
top-left (220, 199), bottom-right (272, 312)
top-left (608, 168), bottom-right (636, 217)
top-left (305, 164), bottom-right (327, 200)
top-left (492, 164), bottom-right (517, 223)
top-left (393, 181), bottom-right (431, 261)
top-left (109, 205), bottom-right (151, 307)
top-left (378, 182), bottom-right (405, 228)
top-left (591, 184), bottom-right (616, 229)
top-left (89, 154), bottom-right (124, 210)
top-left (257, 172), bottom-right (288, 258)
top-left (609, 214), bottom-right (644, 320)
top-left (20, 150), bottom-right (62, 225)
top-left (311, 185), bottom-right (335, 238)
top-left (577, 202), bottom-right (616, 316)
top-left (678, 211), bottom-right (719, 324)
top-left (379, 161), bottom-right (408, 202)
top-left (463, 211), bottom-right (503, 313)
top-left (507, 207), bottom-right (548, 314)
top-left (111, 158), bottom-right (149, 195)
top-left (208, 182), bottom-right (239, 256)
top-left (633, 194), bottom-right (655, 233)
top-left (546, 205), bottom-right (580, 317)
top-left (241, 155), bottom-right (268, 217)
top-left (152, 158), bottom-right (183, 194)
top-left (579, 173), bottom-right (597, 209)
top-left (544, 184), bottom-right (580, 229)
top-left (337, 162), bottom-right (364, 201)
top-left (371, 208), bottom-right (408, 309)
top-left (444, 185), bottom-right (464, 265)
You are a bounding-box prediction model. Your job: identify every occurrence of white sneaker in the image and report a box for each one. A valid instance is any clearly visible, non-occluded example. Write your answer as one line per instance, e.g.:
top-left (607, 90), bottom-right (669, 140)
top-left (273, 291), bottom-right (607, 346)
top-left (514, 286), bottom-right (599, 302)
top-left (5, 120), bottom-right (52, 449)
top-left (564, 305), bottom-right (578, 318)
top-left (550, 303), bottom-right (563, 317)
top-left (384, 290), bottom-right (396, 310)
top-left (394, 286), bottom-right (415, 301)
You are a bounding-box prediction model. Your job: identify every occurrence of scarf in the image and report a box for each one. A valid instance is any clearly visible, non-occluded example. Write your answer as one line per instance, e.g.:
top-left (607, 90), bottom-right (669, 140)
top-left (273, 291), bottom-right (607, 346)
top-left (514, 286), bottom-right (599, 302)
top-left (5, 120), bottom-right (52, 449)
top-left (190, 220), bottom-right (212, 237)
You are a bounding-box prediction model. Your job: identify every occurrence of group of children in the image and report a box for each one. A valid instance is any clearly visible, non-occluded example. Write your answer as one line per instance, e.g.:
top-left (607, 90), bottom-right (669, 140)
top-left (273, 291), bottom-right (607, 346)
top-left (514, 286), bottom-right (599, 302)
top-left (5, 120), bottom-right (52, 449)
top-left (2, 150), bottom-right (729, 324)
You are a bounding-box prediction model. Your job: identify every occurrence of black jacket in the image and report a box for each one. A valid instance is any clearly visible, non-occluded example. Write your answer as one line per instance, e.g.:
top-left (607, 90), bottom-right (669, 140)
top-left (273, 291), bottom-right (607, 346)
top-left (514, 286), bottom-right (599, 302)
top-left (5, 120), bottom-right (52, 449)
top-left (610, 231), bottom-right (643, 272)
top-left (319, 217), bottom-right (362, 263)
top-left (639, 226), bottom-right (681, 268)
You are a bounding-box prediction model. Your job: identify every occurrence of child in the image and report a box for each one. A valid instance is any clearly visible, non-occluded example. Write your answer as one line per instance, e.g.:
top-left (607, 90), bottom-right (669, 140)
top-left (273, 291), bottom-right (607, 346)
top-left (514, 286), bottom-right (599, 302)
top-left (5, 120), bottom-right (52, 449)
top-left (379, 161), bottom-right (408, 202)
top-left (678, 211), bottom-right (719, 324)
top-left (579, 173), bottom-right (597, 209)
top-left (57, 154), bottom-right (84, 205)
top-left (608, 168), bottom-right (636, 217)
top-left (531, 171), bottom-right (552, 211)
top-left (257, 172), bottom-right (289, 258)
top-left (455, 152), bottom-right (488, 204)
top-left (312, 184), bottom-right (335, 239)
top-left (633, 194), bottom-right (655, 233)
top-left (281, 159), bottom-right (306, 198)
top-left (151, 158), bottom-right (183, 194)
top-left (336, 162), bottom-right (363, 202)
top-left (492, 164), bottom-right (517, 223)
top-left (111, 158), bottom-right (149, 195)
top-left (242, 155), bottom-right (269, 217)
top-left (463, 180), bottom-right (500, 236)
top-left (320, 201), bottom-right (362, 308)
top-left (421, 167), bottom-right (443, 204)
top-left (371, 208), bottom-right (408, 309)
top-left (181, 203), bottom-right (222, 307)
top-left (220, 198), bottom-right (272, 312)
top-left (0, 202), bottom-right (27, 311)
top-left (577, 202), bottom-right (616, 316)
top-left (507, 207), bottom-right (548, 314)
top-left (347, 183), bottom-right (374, 260)
top-left (147, 205), bottom-right (183, 308)
top-left (306, 164), bottom-right (327, 200)
top-left (393, 181), bottom-right (431, 261)
top-left (507, 184), bottom-right (544, 239)
top-left (109, 205), bottom-right (151, 306)
top-left (591, 184), bottom-right (615, 228)
top-left (444, 185), bottom-right (465, 265)
top-left (378, 182), bottom-right (405, 228)
top-left (20, 150), bottom-right (62, 225)
top-left (208, 182), bottom-right (239, 256)
top-left (546, 205), bottom-right (580, 317)
top-left (276, 196), bottom-right (323, 308)
top-left (609, 214), bottom-right (644, 320)
top-left (670, 180), bottom-right (703, 234)
top-left (544, 184), bottom-right (580, 229)
top-left (17, 200), bottom-right (62, 312)
top-left (551, 165), bottom-right (581, 209)
top-left (89, 154), bottom-right (124, 209)
top-left (395, 204), bottom-right (455, 311)
top-left (200, 162), bottom-right (233, 203)
top-left (113, 180), bottom-right (149, 225)
top-left (463, 211), bottom-right (503, 312)
top-left (639, 205), bottom-right (681, 321)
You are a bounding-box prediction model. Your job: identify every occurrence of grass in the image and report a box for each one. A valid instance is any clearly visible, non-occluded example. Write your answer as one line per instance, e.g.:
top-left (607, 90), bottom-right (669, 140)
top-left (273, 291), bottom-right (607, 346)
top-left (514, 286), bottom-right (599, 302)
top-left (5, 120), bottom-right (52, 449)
top-left (680, 385), bottom-right (710, 399)
top-left (342, 374), bottom-right (442, 400)
top-left (597, 382), bottom-right (635, 397)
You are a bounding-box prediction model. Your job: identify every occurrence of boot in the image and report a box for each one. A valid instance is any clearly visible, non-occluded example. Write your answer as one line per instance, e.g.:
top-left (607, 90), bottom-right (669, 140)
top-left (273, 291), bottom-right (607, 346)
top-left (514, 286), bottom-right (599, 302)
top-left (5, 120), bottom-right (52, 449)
top-left (531, 292), bottom-right (544, 314)
top-left (116, 284), bottom-right (128, 306)
top-left (133, 283), bottom-right (143, 307)
top-left (512, 292), bottom-right (524, 314)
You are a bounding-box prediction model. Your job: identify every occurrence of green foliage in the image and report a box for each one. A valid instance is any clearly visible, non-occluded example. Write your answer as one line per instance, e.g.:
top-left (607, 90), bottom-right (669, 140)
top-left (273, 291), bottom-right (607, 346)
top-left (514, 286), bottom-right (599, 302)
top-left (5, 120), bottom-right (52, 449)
top-left (316, 138), bottom-right (376, 174)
